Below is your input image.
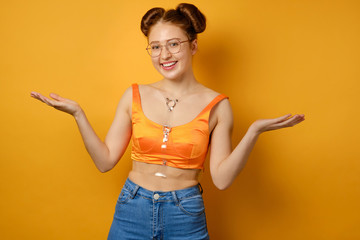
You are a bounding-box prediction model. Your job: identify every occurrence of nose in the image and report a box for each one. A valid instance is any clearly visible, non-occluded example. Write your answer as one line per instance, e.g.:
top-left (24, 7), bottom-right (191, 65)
top-left (160, 45), bottom-right (172, 59)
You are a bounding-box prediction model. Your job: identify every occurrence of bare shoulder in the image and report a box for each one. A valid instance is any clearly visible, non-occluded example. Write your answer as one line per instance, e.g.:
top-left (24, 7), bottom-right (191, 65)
top-left (197, 85), bottom-right (230, 108)
top-left (196, 84), bottom-right (220, 99)
top-left (202, 85), bottom-right (232, 129)
top-left (116, 85), bottom-right (133, 117)
top-left (137, 82), bottom-right (160, 96)
top-left (121, 85), bottom-right (133, 103)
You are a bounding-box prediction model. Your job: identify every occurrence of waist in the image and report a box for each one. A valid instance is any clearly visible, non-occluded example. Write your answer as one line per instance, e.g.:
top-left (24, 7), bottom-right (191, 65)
top-left (122, 177), bottom-right (203, 200)
top-left (129, 160), bottom-right (201, 191)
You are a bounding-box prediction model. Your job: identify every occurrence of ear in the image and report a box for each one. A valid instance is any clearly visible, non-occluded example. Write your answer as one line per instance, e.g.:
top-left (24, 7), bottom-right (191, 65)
top-left (191, 39), bottom-right (198, 55)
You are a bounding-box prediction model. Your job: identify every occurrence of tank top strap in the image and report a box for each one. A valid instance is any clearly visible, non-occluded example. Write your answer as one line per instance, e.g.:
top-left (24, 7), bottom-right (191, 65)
top-left (131, 83), bottom-right (142, 118)
top-left (199, 94), bottom-right (229, 115)
top-left (132, 83), bottom-right (140, 104)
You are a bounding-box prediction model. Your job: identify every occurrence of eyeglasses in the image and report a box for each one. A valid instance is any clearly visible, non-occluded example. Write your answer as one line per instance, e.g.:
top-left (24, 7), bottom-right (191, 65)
top-left (146, 39), bottom-right (190, 57)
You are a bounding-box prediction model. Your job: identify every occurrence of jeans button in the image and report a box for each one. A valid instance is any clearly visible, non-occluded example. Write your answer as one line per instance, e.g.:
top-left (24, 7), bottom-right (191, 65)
top-left (154, 193), bottom-right (160, 200)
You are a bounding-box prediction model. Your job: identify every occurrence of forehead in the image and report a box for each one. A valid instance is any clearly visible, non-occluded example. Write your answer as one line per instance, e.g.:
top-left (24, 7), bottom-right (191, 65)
top-left (148, 22), bottom-right (187, 43)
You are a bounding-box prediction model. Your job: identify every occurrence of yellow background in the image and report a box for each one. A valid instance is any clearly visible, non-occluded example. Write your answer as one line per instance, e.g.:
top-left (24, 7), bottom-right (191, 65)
top-left (1, 0), bottom-right (359, 239)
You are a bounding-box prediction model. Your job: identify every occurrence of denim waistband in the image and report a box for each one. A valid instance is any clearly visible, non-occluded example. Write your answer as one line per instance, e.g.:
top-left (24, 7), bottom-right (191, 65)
top-left (123, 178), bottom-right (203, 202)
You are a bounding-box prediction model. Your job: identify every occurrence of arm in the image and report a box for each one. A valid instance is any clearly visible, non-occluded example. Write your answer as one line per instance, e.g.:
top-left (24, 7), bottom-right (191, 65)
top-left (209, 100), bottom-right (305, 190)
top-left (30, 87), bottom-right (133, 173)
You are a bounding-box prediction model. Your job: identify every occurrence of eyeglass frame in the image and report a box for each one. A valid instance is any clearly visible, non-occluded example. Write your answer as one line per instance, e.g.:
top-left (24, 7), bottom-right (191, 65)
top-left (146, 38), bottom-right (191, 57)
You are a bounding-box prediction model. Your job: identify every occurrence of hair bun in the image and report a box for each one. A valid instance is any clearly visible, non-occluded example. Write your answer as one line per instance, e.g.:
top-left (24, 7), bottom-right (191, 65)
top-left (176, 3), bottom-right (206, 34)
top-left (140, 3), bottom-right (206, 40)
top-left (141, 7), bottom-right (165, 37)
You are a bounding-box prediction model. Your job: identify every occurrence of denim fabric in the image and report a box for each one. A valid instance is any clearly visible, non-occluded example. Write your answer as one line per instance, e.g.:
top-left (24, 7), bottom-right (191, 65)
top-left (107, 178), bottom-right (210, 240)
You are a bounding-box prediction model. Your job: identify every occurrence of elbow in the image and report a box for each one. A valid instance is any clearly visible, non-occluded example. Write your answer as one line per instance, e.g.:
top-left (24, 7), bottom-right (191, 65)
top-left (95, 155), bottom-right (120, 173)
top-left (98, 167), bottom-right (111, 173)
top-left (211, 170), bottom-right (232, 191)
top-left (96, 160), bottom-right (116, 173)
top-left (214, 182), bottom-right (230, 191)
top-left (213, 178), bottom-right (231, 191)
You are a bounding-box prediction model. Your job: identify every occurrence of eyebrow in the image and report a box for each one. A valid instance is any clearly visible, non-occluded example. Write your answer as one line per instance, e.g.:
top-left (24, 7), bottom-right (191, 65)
top-left (149, 38), bottom-right (182, 44)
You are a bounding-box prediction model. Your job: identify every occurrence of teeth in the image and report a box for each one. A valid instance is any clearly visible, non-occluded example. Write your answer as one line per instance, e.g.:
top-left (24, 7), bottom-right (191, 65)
top-left (162, 62), bottom-right (176, 67)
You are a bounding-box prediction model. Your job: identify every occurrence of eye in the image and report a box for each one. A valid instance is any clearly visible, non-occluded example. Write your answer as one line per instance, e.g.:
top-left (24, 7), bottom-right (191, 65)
top-left (168, 41), bottom-right (180, 48)
top-left (151, 44), bottom-right (160, 50)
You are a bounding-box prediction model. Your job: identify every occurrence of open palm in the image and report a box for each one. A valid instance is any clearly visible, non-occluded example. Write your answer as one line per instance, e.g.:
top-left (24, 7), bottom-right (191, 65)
top-left (251, 114), bottom-right (305, 134)
top-left (30, 92), bottom-right (81, 116)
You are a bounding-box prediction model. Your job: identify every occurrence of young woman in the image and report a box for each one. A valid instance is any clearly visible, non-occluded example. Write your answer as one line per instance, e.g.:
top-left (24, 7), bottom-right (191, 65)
top-left (31, 3), bottom-right (305, 239)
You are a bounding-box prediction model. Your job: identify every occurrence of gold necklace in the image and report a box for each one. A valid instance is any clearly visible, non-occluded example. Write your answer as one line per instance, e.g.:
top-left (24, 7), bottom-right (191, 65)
top-left (165, 98), bottom-right (178, 111)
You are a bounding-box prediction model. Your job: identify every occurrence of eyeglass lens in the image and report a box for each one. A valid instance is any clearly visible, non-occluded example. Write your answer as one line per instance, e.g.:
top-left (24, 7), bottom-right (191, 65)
top-left (147, 39), bottom-right (182, 57)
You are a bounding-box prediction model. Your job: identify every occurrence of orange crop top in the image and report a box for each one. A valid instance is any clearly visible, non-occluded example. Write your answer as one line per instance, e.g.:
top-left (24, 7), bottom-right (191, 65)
top-left (131, 84), bottom-right (229, 170)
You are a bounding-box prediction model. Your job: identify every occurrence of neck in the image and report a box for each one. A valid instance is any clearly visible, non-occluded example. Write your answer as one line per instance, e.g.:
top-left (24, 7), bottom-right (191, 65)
top-left (160, 73), bottom-right (199, 97)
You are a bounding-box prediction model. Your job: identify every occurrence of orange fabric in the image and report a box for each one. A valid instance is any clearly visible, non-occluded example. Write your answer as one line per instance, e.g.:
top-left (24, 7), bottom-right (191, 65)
top-left (131, 84), bottom-right (229, 170)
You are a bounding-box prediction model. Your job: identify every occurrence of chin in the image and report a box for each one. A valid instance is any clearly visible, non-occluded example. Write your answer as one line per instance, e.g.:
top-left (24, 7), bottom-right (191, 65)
top-left (161, 72), bottom-right (184, 81)
top-left (159, 67), bottom-right (191, 81)
top-left (156, 68), bottom-right (182, 80)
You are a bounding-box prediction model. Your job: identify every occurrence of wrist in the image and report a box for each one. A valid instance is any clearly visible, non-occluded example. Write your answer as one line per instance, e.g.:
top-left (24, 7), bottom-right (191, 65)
top-left (248, 123), bottom-right (262, 137)
top-left (73, 107), bottom-right (84, 120)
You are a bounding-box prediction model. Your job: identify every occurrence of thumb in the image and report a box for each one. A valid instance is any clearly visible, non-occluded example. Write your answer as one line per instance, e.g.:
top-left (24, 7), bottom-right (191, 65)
top-left (49, 93), bottom-right (64, 101)
top-left (274, 114), bottom-right (292, 123)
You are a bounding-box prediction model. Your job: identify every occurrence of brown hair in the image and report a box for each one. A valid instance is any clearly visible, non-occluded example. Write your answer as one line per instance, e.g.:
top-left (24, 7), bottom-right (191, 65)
top-left (140, 3), bottom-right (206, 41)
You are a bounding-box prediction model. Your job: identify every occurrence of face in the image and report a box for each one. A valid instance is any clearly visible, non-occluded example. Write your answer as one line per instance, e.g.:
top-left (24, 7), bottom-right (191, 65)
top-left (147, 22), bottom-right (197, 81)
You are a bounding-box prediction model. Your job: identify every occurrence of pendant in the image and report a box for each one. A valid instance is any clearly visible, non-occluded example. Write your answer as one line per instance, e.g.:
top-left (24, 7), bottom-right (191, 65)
top-left (166, 98), bottom-right (178, 111)
top-left (161, 125), bottom-right (171, 149)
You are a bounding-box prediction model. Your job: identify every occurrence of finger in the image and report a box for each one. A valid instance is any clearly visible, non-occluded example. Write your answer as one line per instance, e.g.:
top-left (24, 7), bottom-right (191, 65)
top-left (273, 114), bottom-right (305, 128)
top-left (289, 114), bottom-right (305, 126)
top-left (30, 91), bottom-right (38, 97)
top-left (30, 91), bottom-right (44, 100)
top-left (289, 114), bottom-right (305, 123)
top-left (37, 93), bottom-right (60, 107)
top-left (49, 93), bottom-right (65, 101)
top-left (41, 96), bottom-right (57, 106)
top-left (31, 92), bottom-right (48, 103)
top-left (274, 114), bottom-right (292, 123)
top-left (31, 92), bottom-right (53, 103)
top-left (265, 114), bottom-right (292, 126)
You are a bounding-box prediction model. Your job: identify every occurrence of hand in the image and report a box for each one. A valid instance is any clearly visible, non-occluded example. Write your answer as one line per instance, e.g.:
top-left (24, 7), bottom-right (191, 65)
top-left (250, 114), bottom-right (305, 134)
top-left (30, 92), bottom-right (82, 117)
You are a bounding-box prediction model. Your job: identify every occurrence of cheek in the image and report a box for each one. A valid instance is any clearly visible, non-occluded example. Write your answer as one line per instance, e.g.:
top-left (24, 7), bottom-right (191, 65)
top-left (151, 57), bottom-right (159, 67)
top-left (179, 53), bottom-right (192, 66)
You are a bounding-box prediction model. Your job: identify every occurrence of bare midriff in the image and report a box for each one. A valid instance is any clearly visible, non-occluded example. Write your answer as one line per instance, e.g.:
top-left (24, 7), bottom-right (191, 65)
top-left (128, 160), bottom-right (201, 191)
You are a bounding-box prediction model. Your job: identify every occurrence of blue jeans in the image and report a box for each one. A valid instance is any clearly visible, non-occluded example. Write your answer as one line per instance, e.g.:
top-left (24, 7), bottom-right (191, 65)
top-left (108, 178), bottom-right (210, 240)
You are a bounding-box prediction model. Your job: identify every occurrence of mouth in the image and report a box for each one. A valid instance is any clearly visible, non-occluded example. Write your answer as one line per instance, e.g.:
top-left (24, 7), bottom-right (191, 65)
top-left (161, 61), bottom-right (177, 70)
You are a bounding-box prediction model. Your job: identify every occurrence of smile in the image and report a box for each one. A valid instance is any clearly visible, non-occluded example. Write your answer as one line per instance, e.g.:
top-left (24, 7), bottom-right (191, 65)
top-left (161, 61), bottom-right (177, 70)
